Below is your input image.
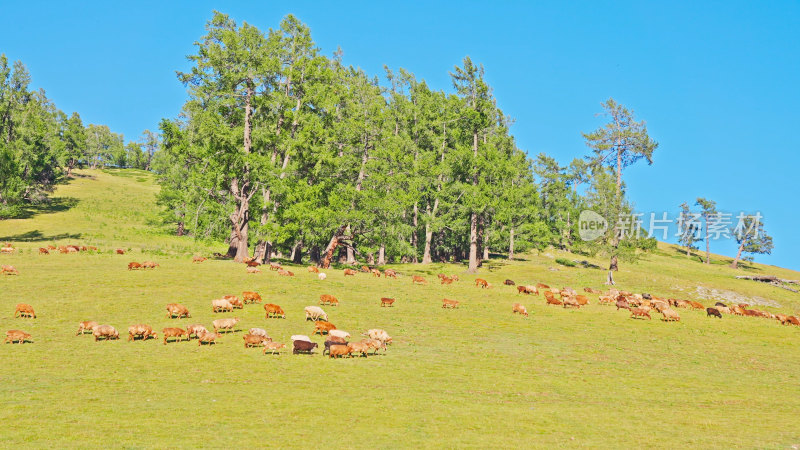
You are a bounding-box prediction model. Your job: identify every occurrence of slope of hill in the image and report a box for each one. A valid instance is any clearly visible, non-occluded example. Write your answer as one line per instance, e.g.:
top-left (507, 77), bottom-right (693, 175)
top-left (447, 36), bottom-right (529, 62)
top-left (1, 170), bottom-right (798, 448)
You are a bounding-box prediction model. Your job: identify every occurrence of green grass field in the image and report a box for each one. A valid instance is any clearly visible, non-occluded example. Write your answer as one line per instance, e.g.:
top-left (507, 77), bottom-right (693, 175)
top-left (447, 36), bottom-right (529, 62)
top-left (1, 170), bottom-right (799, 448)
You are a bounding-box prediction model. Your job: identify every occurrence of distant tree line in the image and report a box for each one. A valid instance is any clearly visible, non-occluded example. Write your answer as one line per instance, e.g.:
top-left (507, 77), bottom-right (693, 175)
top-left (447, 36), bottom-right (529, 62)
top-left (0, 53), bottom-right (159, 216)
top-left (153, 12), bottom-right (660, 271)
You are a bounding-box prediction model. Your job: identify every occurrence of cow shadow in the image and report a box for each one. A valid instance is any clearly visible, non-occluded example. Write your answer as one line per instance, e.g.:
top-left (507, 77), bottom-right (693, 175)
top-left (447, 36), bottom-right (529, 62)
top-left (1, 197), bottom-right (79, 220)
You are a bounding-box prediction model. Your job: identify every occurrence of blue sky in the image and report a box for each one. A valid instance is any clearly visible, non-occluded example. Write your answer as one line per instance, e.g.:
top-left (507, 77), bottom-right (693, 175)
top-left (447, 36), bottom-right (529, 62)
top-left (2, 1), bottom-right (798, 270)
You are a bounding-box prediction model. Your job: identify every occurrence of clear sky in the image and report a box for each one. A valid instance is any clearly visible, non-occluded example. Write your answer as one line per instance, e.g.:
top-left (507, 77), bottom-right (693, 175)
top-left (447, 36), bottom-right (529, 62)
top-left (2, 1), bottom-right (798, 270)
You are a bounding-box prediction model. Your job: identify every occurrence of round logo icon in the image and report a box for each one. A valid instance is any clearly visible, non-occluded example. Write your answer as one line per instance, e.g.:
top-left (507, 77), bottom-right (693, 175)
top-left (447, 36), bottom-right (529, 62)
top-left (579, 210), bottom-right (608, 242)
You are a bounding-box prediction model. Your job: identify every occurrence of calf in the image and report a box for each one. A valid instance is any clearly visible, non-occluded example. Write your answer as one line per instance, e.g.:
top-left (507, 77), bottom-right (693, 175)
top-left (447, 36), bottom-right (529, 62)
top-left (319, 294), bottom-right (339, 306)
top-left (116, 249), bottom-right (125, 255)
top-left (76, 321), bottom-right (99, 336)
top-left (128, 324), bottom-right (156, 341)
top-left (262, 341), bottom-right (286, 355)
top-left (324, 336), bottom-right (349, 355)
top-left (706, 307), bottom-right (722, 319)
top-left (412, 275), bottom-right (427, 285)
top-left (630, 307), bottom-right (652, 320)
top-left (243, 333), bottom-right (267, 348)
top-left (328, 343), bottom-right (352, 358)
top-left (186, 324), bottom-right (208, 339)
top-left (39, 247), bottom-right (49, 254)
top-left (442, 298), bottom-right (460, 309)
top-left (475, 278), bottom-right (489, 288)
top-left (313, 321), bottom-right (337, 335)
top-left (545, 292), bottom-right (562, 306)
top-left (242, 291), bottom-right (262, 304)
top-left (343, 269), bottom-right (357, 277)
top-left (211, 299), bottom-right (234, 313)
top-left (93, 325), bottom-right (120, 341)
top-left (512, 303), bottom-right (528, 316)
top-left (380, 297), bottom-right (395, 307)
top-left (162, 327), bottom-right (188, 344)
top-left (660, 309), bottom-right (680, 322)
top-left (293, 340), bottom-right (318, 354)
top-left (504, 279), bottom-right (515, 286)
top-left (5, 329), bottom-right (31, 344)
top-left (166, 303), bottom-right (190, 319)
top-left (198, 332), bottom-right (221, 346)
top-left (128, 262), bottom-right (142, 270)
top-left (264, 303), bottom-right (286, 319)
top-left (14, 303), bottom-right (36, 319)
top-left (213, 318), bottom-right (240, 333)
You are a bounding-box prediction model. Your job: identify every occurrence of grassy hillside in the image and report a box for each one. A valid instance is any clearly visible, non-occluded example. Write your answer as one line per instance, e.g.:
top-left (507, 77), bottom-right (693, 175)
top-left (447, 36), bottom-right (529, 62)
top-left (1, 170), bottom-right (799, 448)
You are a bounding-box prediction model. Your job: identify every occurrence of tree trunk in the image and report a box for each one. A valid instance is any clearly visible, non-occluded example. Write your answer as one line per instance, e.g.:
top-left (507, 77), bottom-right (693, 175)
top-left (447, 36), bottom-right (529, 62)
top-left (609, 254), bottom-right (618, 271)
top-left (731, 241), bottom-right (745, 269)
top-left (228, 84), bottom-right (254, 263)
top-left (321, 225), bottom-right (347, 269)
top-left (378, 244), bottom-right (386, 265)
top-left (310, 246), bottom-right (320, 265)
top-left (422, 222), bottom-right (434, 264)
top-left (411, 203), bottom-right (419, 263)
top-left (468, 212), bottom-right (479, 273)
top-left (291, 240), bottom-right (303, 264)
top-left (508, 227), bottom-right (515, 260)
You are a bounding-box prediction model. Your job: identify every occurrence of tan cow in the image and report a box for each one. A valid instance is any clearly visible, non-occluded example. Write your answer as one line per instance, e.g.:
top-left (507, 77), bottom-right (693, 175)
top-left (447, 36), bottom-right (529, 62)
top-left (14, 303), bottom-right (36, 319)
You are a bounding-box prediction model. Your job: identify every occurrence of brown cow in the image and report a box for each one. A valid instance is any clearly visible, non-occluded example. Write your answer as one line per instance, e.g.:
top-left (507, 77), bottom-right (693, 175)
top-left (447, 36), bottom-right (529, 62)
top-left (262, 341), bottom-right (286, 354)
top-left (198, 332), bottom-right (221, 346)
top-left (544, 292), bottom-right (562, 306)
top-left (242, 291), bottom-right (262, 304)
top-left (329, 344), bottom-right (352, 358)
top-left (128, 262), bottom-right (142, 270)
top-left (361, 265), bottom-right (370, 273)
top-left (512, 303), bottom-right (528, 316)
top-left (536, 283), bottom-right (550, 290)
top-left (116, 249), bottom-right (125, 254)
top-left (307, 266), bottom-right (320, 273)
top-left (246, 260), bottom-right (260, 267)
top-left (313, 321), bottom-right (337, 335)
top-left (707, 307), bottom-right (723, 318)
top-left (575, 295), bottom-right (589, 306)
top-left (128, 324), bottom-right (157, 341)
top-left (264, 303), bottom-right (286, 319)
top-left (243, 333), bottom-right (267, 348)
top-left (5, 329), bottom-right (31, 344)
top-left (412, 275), bottom-right (427, 285)
top-left (687, 301), bottom-right (704, 310)
top-left (319, 294), bottom-right (339, 306)
top-left (630, 307), bottom-right (652, 320)
top-left (165, 303), bottom-right (191, 319)
top-left (14, 303), bottom-right (36, 319)
top-left (192, 256), bottom-right (207, 263)
top-left (475, 278), bottom-right (489, 288)
top-left (76, 321), bottom-right (99, 336)
top-left (442, 298), bottom-right (460, 309)
top-left (504, 279), bottom-right (515, 286)
top-left (2, 265), bottom-right (19, 275)
top-left (384, 269), bottom-right (397, 278)
top-left (380, 297), bottom-right (395, 307)
top-left (343, 269), bottom-right (357, 277)
top-left (786, 316), bottom-right (800, 326)
top-left (162, 327), bottom-right (188, 344)
top-left (39, 247), bottom-right (50, 254)
top-left (93, 325), bottom-right (119, 341)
